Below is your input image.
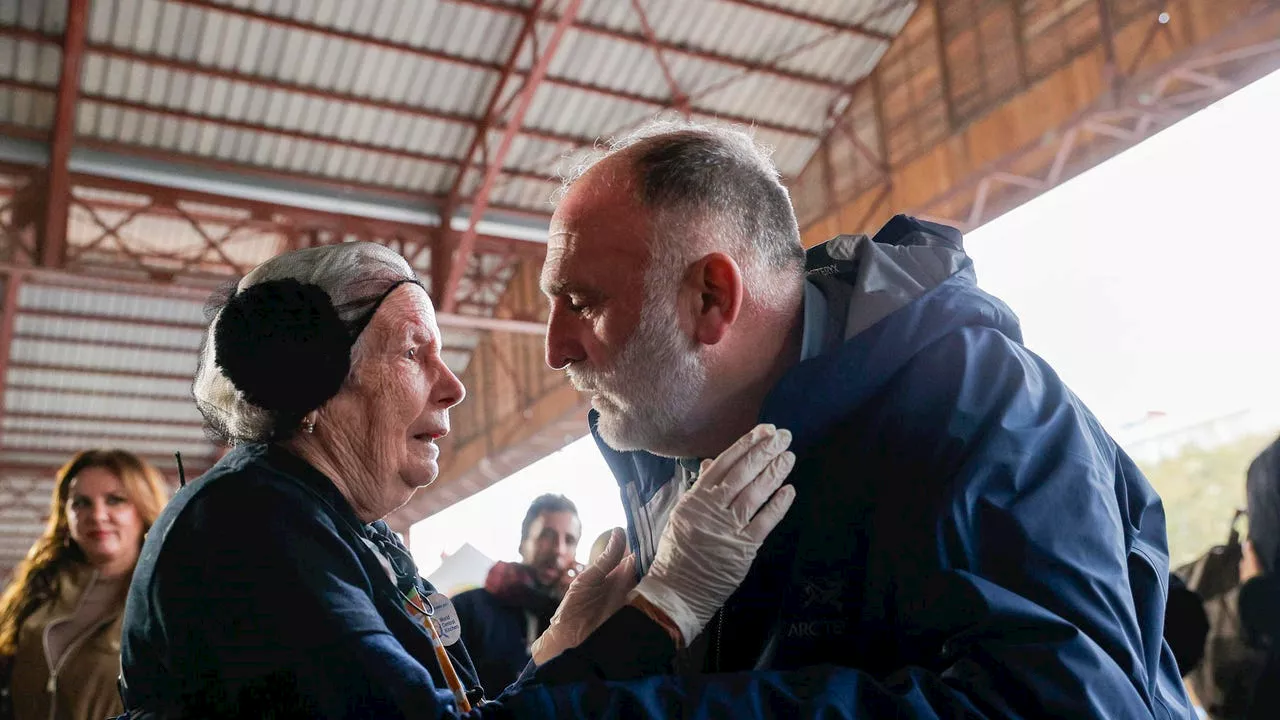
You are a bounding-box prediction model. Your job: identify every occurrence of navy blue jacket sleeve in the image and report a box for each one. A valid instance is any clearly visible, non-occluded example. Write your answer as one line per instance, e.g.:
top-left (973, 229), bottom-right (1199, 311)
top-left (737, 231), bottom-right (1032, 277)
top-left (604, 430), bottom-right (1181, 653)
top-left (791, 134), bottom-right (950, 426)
top-left (871, 326), bottom-right (1190, 718)
top-left (515, 326), bottom-right (1193, 719)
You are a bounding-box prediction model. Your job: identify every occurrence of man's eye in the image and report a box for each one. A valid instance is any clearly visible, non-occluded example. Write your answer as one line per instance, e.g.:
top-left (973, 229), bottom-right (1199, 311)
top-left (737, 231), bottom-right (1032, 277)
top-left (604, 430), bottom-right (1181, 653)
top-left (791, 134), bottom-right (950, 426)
top-left (567, 297), bottom-right (589, 313)
top-left (404, 348), bottom-right (417, 360)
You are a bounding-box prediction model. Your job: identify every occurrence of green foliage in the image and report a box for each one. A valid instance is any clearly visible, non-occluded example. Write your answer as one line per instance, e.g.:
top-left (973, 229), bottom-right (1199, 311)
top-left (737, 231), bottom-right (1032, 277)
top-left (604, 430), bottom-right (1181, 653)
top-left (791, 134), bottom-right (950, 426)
top-left (1139, 432), bottom-right (1278, 567)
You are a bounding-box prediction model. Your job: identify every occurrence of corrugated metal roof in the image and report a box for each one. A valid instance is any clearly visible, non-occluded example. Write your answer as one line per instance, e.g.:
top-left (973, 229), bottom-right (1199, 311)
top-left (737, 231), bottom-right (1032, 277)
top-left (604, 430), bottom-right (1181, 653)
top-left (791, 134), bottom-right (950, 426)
top-left (0, 0), bottom-right (917, 215)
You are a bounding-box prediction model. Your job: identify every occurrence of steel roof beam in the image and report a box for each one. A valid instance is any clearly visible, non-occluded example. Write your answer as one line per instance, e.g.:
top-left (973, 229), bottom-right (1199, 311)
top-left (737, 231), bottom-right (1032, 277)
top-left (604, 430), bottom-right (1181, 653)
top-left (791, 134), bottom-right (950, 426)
top-left (161, 0), bottom-right (821, 140)
top-left (0, 77), bottom-right (559, 188)
top-left (90, 43), bottom-right (587, 149)
top-left (629, 0), bottom-right (691, 115)
top-left (39, 0), bottom-right (89, 269)
top-left (440, 0), bottom-right (584, 314)
top-left (437, 0), bottom-right (545, 307)
top-left (0, 276), bottom-right (21, 449)
top-left (446, 0), bottom-right (891, 76)
top-left (0, 271), bottom-right (543, 337)
top-left (37, 135), bottom-right (550, 222)
top-left (713, 0), bottom-right (895, 40)
top-left (2, 410), bottom-right (204, 429)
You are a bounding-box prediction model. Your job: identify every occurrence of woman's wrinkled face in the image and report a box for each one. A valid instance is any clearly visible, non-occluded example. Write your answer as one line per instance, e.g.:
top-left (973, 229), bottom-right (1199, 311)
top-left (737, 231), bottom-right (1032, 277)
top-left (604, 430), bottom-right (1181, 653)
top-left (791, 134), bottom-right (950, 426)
top-left (66, 466), bottom-right (145, 577)
top-left (323, 284), bottom-right (466, 517)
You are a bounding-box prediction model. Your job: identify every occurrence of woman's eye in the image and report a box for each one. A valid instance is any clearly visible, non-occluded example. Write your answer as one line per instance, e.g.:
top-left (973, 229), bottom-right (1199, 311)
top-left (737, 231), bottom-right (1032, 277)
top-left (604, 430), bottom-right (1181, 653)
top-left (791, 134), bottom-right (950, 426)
top-left (404, 348), bottom-right (417, 360)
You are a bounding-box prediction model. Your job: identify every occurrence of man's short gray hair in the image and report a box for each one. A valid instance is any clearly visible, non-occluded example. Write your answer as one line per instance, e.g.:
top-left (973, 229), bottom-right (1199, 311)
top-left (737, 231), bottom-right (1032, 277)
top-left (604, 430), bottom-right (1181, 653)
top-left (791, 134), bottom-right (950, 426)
top-left (193, 242), bottom-right (418, 445)
top-left (561, 120), bottom-right (806, 303)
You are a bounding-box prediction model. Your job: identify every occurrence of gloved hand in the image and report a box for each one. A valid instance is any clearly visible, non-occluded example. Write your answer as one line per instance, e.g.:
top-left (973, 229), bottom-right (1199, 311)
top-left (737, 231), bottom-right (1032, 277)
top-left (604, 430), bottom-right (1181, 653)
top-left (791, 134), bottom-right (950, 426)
top-left (631, 423), bottom-right (797, 645)
top-left (530, 528), bottom-right (636, 665)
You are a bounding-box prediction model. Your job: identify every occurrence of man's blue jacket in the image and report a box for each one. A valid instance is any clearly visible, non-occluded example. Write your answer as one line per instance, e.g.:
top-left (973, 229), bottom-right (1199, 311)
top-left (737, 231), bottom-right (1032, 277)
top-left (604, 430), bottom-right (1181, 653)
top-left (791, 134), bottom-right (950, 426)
top-left (544, 215), bottom-right (1194, 718)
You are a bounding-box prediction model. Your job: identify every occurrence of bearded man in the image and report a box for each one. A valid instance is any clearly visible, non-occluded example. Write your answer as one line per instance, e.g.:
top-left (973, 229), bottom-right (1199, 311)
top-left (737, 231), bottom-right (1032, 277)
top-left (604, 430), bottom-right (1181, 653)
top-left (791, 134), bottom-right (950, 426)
top-left (536, 121), bottom-right (1193, 718)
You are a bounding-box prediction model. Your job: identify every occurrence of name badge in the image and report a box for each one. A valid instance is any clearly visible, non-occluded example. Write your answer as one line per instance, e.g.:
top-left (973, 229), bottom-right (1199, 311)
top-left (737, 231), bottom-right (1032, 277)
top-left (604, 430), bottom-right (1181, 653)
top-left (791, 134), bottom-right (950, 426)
top-left (428, 593), bottom-right (462, 647)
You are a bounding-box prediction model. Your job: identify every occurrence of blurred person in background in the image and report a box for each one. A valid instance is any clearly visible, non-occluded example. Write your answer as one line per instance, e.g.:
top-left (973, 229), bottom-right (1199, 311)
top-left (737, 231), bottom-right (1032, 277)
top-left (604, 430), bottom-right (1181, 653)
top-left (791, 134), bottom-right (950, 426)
top-left (0, 450), bottom-right (168, 720)
top-left (1181, 436), bottom-right (1280, 720)
top-left (1164, 573), bottom-right (1210, 685)
top-left (116, 242), bottom-right (795, 718)
top-left (453, 494), bottom-right (584, 692)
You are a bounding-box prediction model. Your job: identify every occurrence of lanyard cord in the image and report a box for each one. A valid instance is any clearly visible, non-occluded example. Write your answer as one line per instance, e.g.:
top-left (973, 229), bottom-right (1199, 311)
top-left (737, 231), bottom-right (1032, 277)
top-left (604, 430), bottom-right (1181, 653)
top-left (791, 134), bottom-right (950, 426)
top-left (286, 468), bottom-right (481, 710)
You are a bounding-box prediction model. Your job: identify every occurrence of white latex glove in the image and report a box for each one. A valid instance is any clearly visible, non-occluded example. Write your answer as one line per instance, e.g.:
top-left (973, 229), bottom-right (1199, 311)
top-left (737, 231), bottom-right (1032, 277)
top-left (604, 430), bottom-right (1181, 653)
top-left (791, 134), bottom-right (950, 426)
top-left (631, 423), bottom-right (797, 645)
top-left (530, 528), bottom-right (637, 665)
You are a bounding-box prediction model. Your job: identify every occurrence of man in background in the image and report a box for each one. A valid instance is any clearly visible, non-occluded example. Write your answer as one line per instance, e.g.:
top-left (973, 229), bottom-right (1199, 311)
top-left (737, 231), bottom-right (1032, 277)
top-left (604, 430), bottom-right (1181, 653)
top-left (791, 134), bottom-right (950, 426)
top-left (452, 494), bottom-right (582, 695)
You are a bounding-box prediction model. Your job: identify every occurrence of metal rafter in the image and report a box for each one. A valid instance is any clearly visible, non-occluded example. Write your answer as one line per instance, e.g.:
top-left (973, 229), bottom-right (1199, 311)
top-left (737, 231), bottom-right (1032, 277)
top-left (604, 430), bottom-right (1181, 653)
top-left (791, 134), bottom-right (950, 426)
top-left (57, 133), bottom-right (553, 221)
top-left (161, 0), bottom-right (821, 140)
top-left (914, 32), bottom-right (1280, 231)
top-left (39, 0), bottom-right (89, 269)
top-left (0, 26), bottom-right (602, 151)
top-left (440, 0), bottom-right (586, 314)
top-left (436, 0), bottom-right (546, 305)
top-left (0, 274), bottom-right (21, 448)
top-left (0, 76), bottom-right (560, 188)
top-left (630, 0), bottom-right (691, 115)
top-left (713, 0), bottom-right (896, 40)
top-left (447, 0), bottom-right (892, 63)
top-left (68, 171), bottom-right (548, 260)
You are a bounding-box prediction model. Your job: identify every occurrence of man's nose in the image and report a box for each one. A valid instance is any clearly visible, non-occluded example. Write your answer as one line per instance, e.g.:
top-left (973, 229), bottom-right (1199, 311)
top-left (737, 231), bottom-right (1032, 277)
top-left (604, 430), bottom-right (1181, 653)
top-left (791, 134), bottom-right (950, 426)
top-left (545, 307), bottom-right (586, 370)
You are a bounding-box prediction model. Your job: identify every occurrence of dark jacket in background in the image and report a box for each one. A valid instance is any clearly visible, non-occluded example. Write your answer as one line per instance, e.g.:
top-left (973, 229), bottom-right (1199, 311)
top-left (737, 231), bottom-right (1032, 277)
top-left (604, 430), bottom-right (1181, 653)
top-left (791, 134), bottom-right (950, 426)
top-left (1246, 439), bottom-right (1280, 575)
top-left (452, 562), bottom-right (559, 696)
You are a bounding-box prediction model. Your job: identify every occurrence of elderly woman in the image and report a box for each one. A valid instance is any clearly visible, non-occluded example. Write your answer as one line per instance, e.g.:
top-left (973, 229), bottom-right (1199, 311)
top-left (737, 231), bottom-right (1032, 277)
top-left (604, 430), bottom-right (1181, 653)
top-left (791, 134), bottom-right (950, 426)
top-left (0, 450), bottom-right (168, 720)
top-left (118, 243), bottom-right (796, 718)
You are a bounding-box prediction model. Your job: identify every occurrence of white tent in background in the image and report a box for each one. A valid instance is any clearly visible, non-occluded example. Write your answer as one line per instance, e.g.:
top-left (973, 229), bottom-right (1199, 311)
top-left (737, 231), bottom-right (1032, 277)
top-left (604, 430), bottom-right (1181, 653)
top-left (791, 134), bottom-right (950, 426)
top-left (427, 543), bottom-right (495, 597)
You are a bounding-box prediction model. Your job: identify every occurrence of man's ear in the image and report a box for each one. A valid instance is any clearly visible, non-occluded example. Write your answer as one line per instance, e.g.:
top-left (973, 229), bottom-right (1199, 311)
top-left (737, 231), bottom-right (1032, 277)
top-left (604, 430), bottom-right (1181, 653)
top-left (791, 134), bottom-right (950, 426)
top-left (683, 253), bottom-right (744, 346)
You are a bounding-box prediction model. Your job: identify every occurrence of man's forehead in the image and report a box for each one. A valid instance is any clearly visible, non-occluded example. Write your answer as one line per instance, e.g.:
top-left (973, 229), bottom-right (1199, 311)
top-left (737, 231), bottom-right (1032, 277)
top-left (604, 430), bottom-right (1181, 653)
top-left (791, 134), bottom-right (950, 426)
top-left (533, 510), bottom-right (582, 532)
top-left (544, 198), bottom-right (649, 274)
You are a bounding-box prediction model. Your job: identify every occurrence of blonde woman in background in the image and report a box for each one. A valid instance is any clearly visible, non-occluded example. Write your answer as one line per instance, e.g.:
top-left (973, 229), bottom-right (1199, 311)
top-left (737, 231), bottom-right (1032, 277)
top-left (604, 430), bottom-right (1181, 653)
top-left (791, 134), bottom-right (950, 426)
top-left (0, 450), bottom-right (168, 720)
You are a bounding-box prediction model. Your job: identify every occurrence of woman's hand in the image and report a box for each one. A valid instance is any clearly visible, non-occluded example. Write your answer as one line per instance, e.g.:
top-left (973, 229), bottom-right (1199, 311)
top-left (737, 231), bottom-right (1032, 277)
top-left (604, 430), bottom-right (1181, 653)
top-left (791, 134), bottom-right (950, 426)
top-left (529, 528), bottom-right (636, 665)
top-left (1241, 538), bottom-right (1262, 584)
top-left (629, 424), bottom-right (797, 646)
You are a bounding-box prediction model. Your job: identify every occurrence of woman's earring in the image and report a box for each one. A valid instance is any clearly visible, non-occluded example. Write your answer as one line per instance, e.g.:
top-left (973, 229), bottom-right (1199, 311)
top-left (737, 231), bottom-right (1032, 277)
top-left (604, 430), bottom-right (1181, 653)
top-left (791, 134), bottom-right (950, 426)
top-left (302, 415), bottom-right (316, 434)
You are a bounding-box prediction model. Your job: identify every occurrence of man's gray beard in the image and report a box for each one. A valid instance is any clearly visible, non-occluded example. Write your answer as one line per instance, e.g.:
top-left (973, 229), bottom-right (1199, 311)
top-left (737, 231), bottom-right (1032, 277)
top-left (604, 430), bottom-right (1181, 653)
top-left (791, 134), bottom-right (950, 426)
top-left (568, 285), bottom-right (706, 456)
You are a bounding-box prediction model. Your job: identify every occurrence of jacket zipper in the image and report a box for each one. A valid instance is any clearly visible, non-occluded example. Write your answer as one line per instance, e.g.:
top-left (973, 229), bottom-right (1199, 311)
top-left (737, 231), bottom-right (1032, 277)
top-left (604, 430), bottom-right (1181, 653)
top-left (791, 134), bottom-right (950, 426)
top-left (41, 570), bottom-right (116, 720)
top-left (712, 608), bottom-right (724, 672)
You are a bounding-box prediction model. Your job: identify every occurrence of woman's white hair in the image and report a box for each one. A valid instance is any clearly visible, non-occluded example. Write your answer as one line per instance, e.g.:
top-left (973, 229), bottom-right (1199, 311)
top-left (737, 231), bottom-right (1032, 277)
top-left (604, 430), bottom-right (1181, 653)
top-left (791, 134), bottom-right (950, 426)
top-left (193, 242), bottom-right (417, 445)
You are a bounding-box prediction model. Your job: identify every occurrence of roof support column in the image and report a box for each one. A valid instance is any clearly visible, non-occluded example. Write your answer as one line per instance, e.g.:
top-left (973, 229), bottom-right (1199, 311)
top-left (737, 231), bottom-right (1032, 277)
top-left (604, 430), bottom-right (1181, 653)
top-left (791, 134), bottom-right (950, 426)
top-left (440, 0), bottom-right (584, 313)
top-left (39, 0), bottom-right (88, 269)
